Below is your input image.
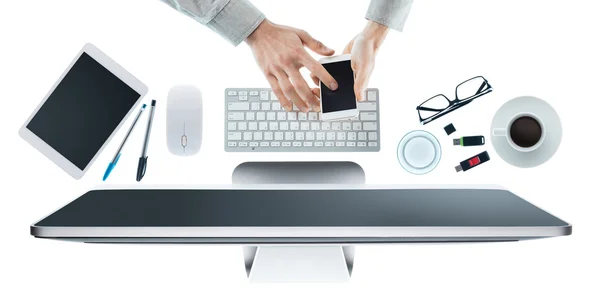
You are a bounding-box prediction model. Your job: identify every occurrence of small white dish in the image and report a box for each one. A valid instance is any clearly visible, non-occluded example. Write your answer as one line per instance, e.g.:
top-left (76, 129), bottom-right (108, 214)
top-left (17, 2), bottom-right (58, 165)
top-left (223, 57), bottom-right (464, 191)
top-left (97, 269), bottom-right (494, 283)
top-left (397, 130), bottom-right (441, 175)
top-left (490, 96), bottom-right (562, 168)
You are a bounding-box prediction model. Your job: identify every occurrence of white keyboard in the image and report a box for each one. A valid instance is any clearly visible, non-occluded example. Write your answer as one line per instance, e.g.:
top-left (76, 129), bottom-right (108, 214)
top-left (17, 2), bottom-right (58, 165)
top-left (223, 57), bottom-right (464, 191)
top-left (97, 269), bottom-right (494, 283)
top-left (224, 88), bottom-right (380, 152)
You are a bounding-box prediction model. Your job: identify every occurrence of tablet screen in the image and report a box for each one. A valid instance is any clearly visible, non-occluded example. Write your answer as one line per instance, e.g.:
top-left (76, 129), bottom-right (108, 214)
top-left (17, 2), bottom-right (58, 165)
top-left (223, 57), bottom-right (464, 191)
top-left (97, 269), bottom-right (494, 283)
top-left (26, 52), bottom-right (140, 170)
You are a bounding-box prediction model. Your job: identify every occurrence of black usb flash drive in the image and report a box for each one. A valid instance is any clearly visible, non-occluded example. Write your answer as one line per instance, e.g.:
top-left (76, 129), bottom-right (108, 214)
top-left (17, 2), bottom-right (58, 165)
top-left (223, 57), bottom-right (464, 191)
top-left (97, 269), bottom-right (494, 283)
top-left (453, 135), bottom-right (485, 146)
top-left (455, 151), bottom-right (490, 172)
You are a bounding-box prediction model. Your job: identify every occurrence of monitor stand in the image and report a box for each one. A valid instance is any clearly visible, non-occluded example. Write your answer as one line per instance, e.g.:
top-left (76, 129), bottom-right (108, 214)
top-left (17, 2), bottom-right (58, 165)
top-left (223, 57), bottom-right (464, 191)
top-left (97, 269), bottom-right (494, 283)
top-left (232, 161), bottom-right (365, 283)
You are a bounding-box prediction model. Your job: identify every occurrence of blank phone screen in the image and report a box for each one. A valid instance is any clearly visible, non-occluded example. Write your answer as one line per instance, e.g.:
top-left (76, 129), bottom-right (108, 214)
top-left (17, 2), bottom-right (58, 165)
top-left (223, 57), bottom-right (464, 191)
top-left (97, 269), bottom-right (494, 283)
top-left (321, 60), bottom-right (356, 113)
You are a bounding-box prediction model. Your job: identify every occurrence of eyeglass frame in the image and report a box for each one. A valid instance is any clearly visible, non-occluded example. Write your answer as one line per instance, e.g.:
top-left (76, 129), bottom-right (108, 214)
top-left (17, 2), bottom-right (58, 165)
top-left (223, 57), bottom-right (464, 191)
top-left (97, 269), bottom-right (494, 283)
top-left (416, 76), bottom-right (493, 125)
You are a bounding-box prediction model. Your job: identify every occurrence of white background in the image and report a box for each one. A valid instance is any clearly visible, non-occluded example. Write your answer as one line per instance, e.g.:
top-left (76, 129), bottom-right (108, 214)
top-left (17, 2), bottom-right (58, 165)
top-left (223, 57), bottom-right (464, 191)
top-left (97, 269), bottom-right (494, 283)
top-left (1, 0), bottom-right (599, 298)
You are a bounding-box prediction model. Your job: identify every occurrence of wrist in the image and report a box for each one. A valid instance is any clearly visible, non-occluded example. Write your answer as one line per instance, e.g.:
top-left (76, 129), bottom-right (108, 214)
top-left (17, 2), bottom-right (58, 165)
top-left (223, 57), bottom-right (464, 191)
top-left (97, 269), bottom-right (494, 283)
top-left (361, 20), bottom-right (389, 49)
top-left (246, 19), bottom-right (272, 47)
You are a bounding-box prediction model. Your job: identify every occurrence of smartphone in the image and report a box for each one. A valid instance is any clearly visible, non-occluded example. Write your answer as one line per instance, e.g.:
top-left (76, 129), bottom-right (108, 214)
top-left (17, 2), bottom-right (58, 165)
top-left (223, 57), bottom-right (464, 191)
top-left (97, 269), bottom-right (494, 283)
top-left (319, 54), bottom-right (359, 121)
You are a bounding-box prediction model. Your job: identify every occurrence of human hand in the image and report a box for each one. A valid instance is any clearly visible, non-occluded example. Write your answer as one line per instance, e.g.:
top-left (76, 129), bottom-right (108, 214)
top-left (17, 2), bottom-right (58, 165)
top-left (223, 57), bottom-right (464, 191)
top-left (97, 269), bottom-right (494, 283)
top-left (311, 21), bottom-right (389, 101)
top-left (246, 19), bottom-right (338, 112)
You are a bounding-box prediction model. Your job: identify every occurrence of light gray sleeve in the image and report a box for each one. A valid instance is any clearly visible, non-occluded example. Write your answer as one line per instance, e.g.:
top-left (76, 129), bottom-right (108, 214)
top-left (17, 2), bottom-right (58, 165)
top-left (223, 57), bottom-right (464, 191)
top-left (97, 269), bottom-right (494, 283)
top-left (159, 0), bottom-right (266, 46)
top-left (365, 0), bottom-right (414, 32)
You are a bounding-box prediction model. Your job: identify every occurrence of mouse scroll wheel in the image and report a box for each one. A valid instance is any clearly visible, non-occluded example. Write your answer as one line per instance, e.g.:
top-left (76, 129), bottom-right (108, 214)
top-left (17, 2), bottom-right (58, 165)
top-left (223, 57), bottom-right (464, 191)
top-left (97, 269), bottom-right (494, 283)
top-left (181, 135), bottom-right (188, 147)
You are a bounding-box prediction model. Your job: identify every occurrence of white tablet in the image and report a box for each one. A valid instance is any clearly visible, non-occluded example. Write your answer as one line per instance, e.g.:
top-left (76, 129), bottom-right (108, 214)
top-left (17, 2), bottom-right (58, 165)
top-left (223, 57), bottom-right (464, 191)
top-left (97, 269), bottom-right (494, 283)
top-left (19, 43), bottom-right (148, 179)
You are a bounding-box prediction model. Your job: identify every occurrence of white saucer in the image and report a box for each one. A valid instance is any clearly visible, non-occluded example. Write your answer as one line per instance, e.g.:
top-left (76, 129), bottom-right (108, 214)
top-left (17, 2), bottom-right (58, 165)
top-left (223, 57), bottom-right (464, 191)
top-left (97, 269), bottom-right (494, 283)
top-left (490, 96), bottom-right (562, 168)
top-left (397, 130), bottom-right (441, 175)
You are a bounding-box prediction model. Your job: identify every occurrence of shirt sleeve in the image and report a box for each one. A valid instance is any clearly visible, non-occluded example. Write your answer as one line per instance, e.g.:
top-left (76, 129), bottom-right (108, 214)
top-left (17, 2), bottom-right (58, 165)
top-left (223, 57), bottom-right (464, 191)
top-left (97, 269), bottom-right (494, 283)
top-left (365, 0), bottom-right (414, 32)
top-left (159, 0), bottom-right (266, 46)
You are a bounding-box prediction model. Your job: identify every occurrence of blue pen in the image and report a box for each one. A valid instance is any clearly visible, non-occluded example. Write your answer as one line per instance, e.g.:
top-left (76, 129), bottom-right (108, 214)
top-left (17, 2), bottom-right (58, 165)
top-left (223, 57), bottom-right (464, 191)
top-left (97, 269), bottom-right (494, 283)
top-left (102, 104), bottom-right (147, 181)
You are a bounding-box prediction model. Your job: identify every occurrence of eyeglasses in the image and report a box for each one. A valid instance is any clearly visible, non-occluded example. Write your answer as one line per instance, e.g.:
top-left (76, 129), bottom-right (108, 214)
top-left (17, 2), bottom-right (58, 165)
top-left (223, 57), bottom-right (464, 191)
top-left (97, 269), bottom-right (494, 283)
top-left (416, 76), bottom-right (493, 125)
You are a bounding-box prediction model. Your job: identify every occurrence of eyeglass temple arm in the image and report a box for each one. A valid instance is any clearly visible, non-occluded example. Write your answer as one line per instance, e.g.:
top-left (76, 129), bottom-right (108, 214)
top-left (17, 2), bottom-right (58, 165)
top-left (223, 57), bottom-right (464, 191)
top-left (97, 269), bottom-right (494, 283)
top-left (476, 81), bottom-right (490, 94)
top-left (416, 106), bottom-right (444, 112)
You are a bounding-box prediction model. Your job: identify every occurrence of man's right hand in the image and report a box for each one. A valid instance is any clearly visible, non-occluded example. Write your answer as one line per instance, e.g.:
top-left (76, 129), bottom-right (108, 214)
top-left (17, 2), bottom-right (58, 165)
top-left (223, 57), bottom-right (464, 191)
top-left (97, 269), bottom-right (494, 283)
top-left (246, 19), bottom-right (338, 112)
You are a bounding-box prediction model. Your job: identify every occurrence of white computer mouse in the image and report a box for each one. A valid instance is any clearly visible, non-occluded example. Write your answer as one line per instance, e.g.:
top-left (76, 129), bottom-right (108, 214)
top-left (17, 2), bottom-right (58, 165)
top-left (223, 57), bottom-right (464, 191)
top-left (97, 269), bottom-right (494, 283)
top-left (167, 85), bottom-right (202, 156)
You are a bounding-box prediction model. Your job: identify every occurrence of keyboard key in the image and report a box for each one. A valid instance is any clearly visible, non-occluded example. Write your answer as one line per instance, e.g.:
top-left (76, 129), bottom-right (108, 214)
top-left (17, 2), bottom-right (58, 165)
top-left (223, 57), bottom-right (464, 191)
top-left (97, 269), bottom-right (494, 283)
top-left (239, 91), bottom-right (248, 96)
top-left (227, 91), bottom-right (237, 96)
top-left (293, 142), bottom-right (302, 147)
top-left (367, 90), bottom-right (377, 101)
top-left (271, 141), bottom-right (281, 147)
top-left (243, 132), bottom-right (252, 140)
top-left (254, 132), bottom-right (263, 140)
top-left (272, 102), bottom-right (281, 111)
top-left (325, 142), bottom-right (335, 147)
top-left (259, 122), bottom-right (268, 130)
top-left (368, 132), bottom-right (378, 140)
top-left (322, 122), bottom-right (331, 130)
top-left (327, 132), bottom-right (336, 140)
top-left (348, 132), bottom-right (357, 140)
top-left (238, 122), bottom-right (247, 130)
top-left (228, 112), bottom-right (244, 121)
top-left (239, 95), bottom-right (248, 101)
top-left (277, 112), bottom-right (286, 120)
top-left (260, 91), bottom-right (269, 100)
top-left (270, 91), bottom-right (278, 101)
top-left (260, 142), bottom-right (269, 147)
top-left (269, 122), bottom-right (278, 131)
top-left (363, 122), bottom-right (377, 130)
top-left (298, 112), bottom-right (307, 120)
top-left (336, 142), bottom-right (345, 147)
top-left (249, 142), bottom-right (259, 147)
top-left (285, 132), bottom-right (294, 140)
top-left (332, 122), bottom-right (341, 130)
top-left (358, 132), bottom-right (367, 140)
top-left (358, 142), bottom-right (367, 147)
top-left (346, 142), bottom-right (356, 147)
top-left (267, 112), bottom-right (276, 121)
top-left (295, 132), bottom-right (305, 140)
top-left (352, 122), bottom-right (362, 131)
top-left (303, 142), bottom-right (313, 147)
top-left (251, 102), bottom-right (260, 110)
top-left (342, 122), bottom-right (351, 131)
top-left (308, 112), bottom-right (319, 120)
top-left (275, 132), bottom-right (284, 140)
top-left (360, 112), bottom-right (377, 121)
top-left (264, 132), bottom-right (274, 140)
top-left (228, 142), bottom-right (237, 147)
top-left (228, 102), bottom-right (249, 111)
top-left (246, 112), bottom-right (255, 121)
top-left (316, 132), bottom-right (325, 140)
top-left (358, 102), bottom-right (377, 111)
top-left (262, 102), bottom-right (271, 110)
top-left (288, 112), bottom-right (297, 120)
top-left (250, 91), bottom-right (259, 96)
top-left (301, 122), bottom-right (310, 131)
top-left (290, 122), bottom-right (299, 130)
top-left (280, 122), bottom-right (289, 130)
top-left (227, 123), bottom-right (237, 131)
top-left (368, 142), bottom-right (378, 147)
top-left (337, 132), bottom-right (346, 140)
top-left (306, 132), bottom-right (315, 140)
top-left (282, 142), bottom-right (291, 147)
top-left (311, 122), bottom-right (320, 131)
top-left (256, 112), bottom-right (266, 121)
top-left (248, 122), bottom-right (258, 130)
top-left (315, 142), bottom-right (324, 147)
top-left (239, 142), bottom-right (248, 147)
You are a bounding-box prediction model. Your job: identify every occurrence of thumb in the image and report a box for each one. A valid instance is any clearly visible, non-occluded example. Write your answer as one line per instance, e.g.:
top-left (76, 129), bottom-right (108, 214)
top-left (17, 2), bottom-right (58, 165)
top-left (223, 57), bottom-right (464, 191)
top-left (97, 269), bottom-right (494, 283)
top-left (296, 29), bottom-right (335, 56)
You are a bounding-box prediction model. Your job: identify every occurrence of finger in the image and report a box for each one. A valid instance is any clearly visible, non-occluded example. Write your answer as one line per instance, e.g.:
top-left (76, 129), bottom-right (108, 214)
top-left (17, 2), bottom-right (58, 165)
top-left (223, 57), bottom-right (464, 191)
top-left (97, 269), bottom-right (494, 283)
top-left (296, 29), bottom-right (335, 56)
top-left (310, 73), bottom-right (319, 86)
top-left (303, 55), bottom-right (338, 91)
top-left (310, 88), bottom-right (321, 112)
top-left (343, 38), bottom-right (354, 54)
top-left (288, 70), bottom-right (320, 111)
top-left (275, 70), bottom-right (309, 112)
top-left (266, 74), bottom-right (292, 111)
top-left (354, 64), bottom-right (373, 101)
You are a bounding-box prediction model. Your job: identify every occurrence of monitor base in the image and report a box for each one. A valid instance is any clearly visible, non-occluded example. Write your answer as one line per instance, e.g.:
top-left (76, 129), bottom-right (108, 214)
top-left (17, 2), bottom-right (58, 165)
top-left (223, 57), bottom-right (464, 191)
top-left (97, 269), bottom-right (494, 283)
top-left (243, 245), bottom-right (355, 283)
top-left (233, 161), bottom-right (364, 282)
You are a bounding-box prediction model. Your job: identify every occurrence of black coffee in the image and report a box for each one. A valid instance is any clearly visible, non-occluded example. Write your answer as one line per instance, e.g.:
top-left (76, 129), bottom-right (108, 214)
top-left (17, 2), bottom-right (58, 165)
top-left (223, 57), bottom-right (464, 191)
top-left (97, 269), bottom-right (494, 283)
top-left (510, 116), bottom-right (542, 148)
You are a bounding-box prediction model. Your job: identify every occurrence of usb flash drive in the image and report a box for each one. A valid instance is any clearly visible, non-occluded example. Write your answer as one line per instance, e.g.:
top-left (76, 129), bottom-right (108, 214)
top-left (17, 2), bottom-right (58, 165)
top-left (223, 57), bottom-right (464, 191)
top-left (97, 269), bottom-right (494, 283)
top-left (455, 151), bottom-right (490, 172)
top-left (453, 135), bottom-right (485, 146)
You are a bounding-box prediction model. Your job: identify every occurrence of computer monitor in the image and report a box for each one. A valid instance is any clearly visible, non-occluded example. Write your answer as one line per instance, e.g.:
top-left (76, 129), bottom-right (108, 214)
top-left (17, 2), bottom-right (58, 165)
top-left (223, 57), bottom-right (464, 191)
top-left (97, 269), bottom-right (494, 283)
top-left (31, 184), bottom-right (571, 282)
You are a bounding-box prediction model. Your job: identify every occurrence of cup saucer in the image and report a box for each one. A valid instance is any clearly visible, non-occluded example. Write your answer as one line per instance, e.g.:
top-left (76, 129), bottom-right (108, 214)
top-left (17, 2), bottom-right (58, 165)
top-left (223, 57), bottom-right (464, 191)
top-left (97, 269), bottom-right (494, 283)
top-left (490, 96), bottom-right (562, 168)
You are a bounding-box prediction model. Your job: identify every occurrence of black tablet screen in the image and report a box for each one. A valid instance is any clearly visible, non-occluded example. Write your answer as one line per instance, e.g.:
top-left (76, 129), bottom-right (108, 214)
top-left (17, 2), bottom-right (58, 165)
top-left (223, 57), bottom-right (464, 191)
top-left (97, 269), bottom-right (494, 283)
top-left (27, 52), bottom-right (140, 170)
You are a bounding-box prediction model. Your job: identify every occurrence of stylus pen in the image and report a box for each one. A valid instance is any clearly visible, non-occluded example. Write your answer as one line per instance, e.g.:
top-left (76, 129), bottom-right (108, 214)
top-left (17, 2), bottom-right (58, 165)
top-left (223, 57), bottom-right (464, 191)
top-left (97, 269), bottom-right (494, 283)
top-left (102, 104), bottom-right (147, 181)
top-left (136, 100), bottom-right (156, 182)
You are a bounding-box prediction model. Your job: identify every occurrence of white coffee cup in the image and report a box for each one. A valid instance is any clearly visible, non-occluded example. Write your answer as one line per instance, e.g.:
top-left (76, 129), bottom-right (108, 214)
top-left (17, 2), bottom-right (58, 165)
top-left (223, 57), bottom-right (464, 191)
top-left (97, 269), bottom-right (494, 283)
top-left (492, 113), bottom-right (546, 152)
